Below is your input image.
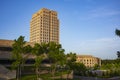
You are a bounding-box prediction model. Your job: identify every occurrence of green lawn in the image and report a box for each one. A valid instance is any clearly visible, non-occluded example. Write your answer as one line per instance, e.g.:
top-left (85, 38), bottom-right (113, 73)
top-left (11, 72), bottom-right (80, 80)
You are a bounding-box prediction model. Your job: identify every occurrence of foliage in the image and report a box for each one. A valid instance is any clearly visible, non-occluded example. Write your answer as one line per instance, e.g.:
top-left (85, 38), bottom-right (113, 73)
top-left (23, 45), bottom-right (32, 53)
top-left (66, 52), bottom-right (76, 73)
top-left (115, 29), bottom-right (120, 59)
top-left (117, 51), bottom-right (120, 59)
top-left (12, 36), bottom-right (27, 80)
top-left (115, 29), bottom-right (120, 37)
top-left (32, 43), bottom-right (45, 79)
top-left (12, 36), bottom-right (26, 62)
top-left (93, 64), bottom-right (100, 70)
top-left (71, 62), bottom-right (87, 76)
top-left (100, 59), bottom-right (120, 77)
top-left (47, 42), bottom-right (66, 79)
top-left (11, 71), bottom-right (71, 80)
top-left (65, 52), bottom-right (77, 79)
top-left (67, 52), bottom-right (76, 62)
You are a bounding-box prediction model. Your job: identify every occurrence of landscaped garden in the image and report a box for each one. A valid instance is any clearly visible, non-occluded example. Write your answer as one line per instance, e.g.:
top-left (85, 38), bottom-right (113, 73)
top-left (8, 29), bottom-right (120, 80)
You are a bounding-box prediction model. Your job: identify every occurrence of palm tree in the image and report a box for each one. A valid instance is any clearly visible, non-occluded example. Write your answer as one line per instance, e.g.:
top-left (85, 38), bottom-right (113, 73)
top-left (115, 29), bottom-right (120, 37)
top-left (66, 52), bottom-right (76, 80)
top-left (58, 51), bottom-right (66, 79)
top-left (67, 52), bottom-right (76, 62)
top-left (47, 42), bottom-right (65, 80)
top-left (12, 36), bottom-right (26, 80)
top-left (24, 45), bottom-right (32, 54)
top-left (40, 42), bottom-right (49, 58)
top-left (117, 51), bottom-right (120, 59)
top-left (115, 29), bottom-right (120, 58)
top-left (32, 43), bottom-right (44, 80)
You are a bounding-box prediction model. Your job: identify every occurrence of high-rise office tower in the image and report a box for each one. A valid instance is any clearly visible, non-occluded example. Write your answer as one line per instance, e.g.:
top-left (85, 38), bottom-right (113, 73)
top-left (30, 8), bottom-right (59, 43)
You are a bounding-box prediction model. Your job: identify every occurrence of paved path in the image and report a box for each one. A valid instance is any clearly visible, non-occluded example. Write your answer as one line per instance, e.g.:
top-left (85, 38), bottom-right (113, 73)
top-left (0, 65), bottom-right (16, 80)
top-left (74, 76), bottom-right (120, 80)
top-left (50, 71), bottom-right (120, 80)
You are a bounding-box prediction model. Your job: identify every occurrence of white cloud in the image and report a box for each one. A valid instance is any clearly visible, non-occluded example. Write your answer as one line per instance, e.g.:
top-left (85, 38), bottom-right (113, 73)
top-left (80, 7), bottom-right (120, 20)
top-left (64, 37), bottom-right (120, 59)
top-left (78, 37), bottom-right (120, 59)
top-left (90, 8), bottom-right (120, 17)
top-left (87, 38), bottom-right (117, 49)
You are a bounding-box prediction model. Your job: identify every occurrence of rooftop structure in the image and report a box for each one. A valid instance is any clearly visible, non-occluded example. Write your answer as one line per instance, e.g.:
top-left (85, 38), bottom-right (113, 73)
top-left (76, 55), bottom-right (101, 67)
top-left (30, 8), bottom-right (59, 44)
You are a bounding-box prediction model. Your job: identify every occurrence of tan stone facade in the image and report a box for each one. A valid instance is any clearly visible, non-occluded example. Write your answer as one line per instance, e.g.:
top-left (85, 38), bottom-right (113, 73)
top-left (0, 39), bottom-right (35, 59)
top-left (76, 55), bottom-right (101, 67)
top-left (0, 39), bottom-right (34, 47)
top-left (30, 8), bottom-right (59, 44)
top-left (0, 39), bottom-right (14, 47)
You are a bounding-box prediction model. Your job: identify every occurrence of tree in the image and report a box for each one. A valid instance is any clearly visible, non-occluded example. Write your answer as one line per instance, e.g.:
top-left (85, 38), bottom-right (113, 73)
top-left (23, 45), bottom-right (32, 53)
top-left (117, 51), bottom-right (120, 59)
top-left (115, 29), bottom-right (120, 59)
top-left (115, 29), bottom-right (120, 37)
top-left (12, 36), bottom-right (26, 80)
top-left (66, 52), bottom-right (76, 79)
top-left (67, 62), bottom-right (87, 76)
top-left (58, 50), bottom-right (66, 79)
top-left (93, 64), bottom-right (100, 70)
top-left (47, 42), bottom-right (65, 80)
top-left (32, 43), bottom-right (44, 80)
top-left (40, 42), bottom-right (49, 58)
top-left (67, 52), bottom-right (76, 62)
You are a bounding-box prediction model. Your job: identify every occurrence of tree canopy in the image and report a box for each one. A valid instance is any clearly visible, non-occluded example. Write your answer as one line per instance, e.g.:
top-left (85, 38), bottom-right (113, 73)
top-left (12, 36), bottom-right (27, 80)
top-left (115, 29), bottom-right (120, 37)
top-left (115, 29), bottom-right (120, 59)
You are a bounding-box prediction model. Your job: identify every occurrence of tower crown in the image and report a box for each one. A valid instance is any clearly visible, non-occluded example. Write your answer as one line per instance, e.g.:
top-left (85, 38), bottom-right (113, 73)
top-left (30, 8), bottom-right (59, 44)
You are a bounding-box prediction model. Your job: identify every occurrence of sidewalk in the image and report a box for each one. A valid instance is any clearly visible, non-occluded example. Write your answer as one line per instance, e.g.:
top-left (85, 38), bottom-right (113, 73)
top-left (74, 76), bottom-right (120, 80)
top-left (0, 65), bottom-right (16, 80)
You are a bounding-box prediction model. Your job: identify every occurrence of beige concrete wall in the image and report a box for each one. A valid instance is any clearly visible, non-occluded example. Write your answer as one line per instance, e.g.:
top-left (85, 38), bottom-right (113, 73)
top-left (76, 55), bottom-right (101, 67)
top-left (30, 8), bottom-right (59, 44)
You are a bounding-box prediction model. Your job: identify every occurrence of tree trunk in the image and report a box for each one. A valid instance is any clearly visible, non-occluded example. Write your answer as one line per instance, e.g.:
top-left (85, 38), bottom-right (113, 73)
top-left (66, 70), bottom-right (71, 80)
top-left (52, 69), bottom-right (55, 80)
top-left (19, 64), bottom-right (21, 80)
top-left (66, 73), bottom-right (69, 80)
top-left (52, 64), bottom-right (56, 80)
top-left (36, 67), bottom-right (39, 80)
top-left (16, 66), bottom-right (19, 80)
top-left (38, 69), bottom-right (40, 77)
top-left (16, 64), bottom-right (21, 80)
top-left (61, 71), bottom-right (63, 80)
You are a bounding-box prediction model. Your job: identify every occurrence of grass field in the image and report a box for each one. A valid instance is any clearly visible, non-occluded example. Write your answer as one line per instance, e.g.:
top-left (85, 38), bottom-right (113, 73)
top-left (11, 71), bottom-right (81, 80)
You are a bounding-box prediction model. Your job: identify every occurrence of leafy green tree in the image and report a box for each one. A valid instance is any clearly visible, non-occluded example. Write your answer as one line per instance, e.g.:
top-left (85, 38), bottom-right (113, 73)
top-left (40, 42), bottom-right (49, 57)
top-left (101, 59), bottom-right (120, 77)
top-left (66, 52), bottom-right (76, 79)
top-left (72, 62), bottom-right (87, 76)
top-left (67, 52), bottom-right (76, 62)
top-left (115, 29), bottom-right (120, 59)
top-left (47, 42), bottom-right (65, 80)
top-left (115, 29), bottom-right (120, 37)
top-left (24, 45), bottom-right (32, 53)
top-left (94, 64), bottom-right (100, 70)
top-left (58, 50), bottom-right (66, 79)
top-left (117, 51), bottom-right (120, 59)
top-left (12, 36), bottom-right (26, 80)
top-left (32, 43), bottom-right (44, 80)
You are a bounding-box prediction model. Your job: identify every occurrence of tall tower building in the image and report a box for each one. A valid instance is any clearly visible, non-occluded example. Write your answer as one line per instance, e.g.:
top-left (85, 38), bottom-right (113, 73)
top-left (30, 8), bottom-right (59, 43)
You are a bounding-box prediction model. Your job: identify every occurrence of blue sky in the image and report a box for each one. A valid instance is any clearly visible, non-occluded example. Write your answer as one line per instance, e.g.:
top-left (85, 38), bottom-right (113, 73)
top-left (0, 0), bottom-right (120, 59)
